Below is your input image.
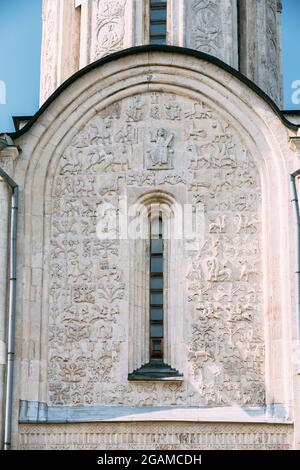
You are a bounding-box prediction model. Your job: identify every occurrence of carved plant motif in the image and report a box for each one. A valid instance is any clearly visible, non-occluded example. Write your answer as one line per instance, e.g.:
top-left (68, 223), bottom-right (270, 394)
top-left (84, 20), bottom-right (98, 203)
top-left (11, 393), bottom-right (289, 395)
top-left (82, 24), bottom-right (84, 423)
top-left (59, 363), bottom-right (86, 383)
top-left (94, 0), bottom-right (127, 59)
top-left (48, 92), bottom-right (264, 407)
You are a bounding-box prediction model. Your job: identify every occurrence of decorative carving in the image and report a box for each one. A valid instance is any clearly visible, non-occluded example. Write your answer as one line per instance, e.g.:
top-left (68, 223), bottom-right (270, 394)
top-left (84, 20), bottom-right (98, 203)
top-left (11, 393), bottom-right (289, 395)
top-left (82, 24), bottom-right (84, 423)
top-left (146, 128), bottom-right (174, 169)
top-left (189, 0), bottom-right (222, 55)
top-left (164, 95), bottom-right (182, 120)
top-left (126, 96), bottom-right (145, 122)
top-left (209, 215), bottom-right (226, 233)
top-left (184, 101), bottom-right (213, 120)
top-left (48, 92), bottom-right (263, 408)
top-left (206, 257), bottom-right (232, 282)
top-left (115, 124), bottom-right (138, 144)
top-left (150, 93), bottom-right (161, 119)
top-left (235, 214), bottom-right (259, 234)
top-left (93, 0), bottom-right (127, 60)
top-left (18, 423), bottom-right (293, 450)
top-left (265, 0), bottom-right (281, 102)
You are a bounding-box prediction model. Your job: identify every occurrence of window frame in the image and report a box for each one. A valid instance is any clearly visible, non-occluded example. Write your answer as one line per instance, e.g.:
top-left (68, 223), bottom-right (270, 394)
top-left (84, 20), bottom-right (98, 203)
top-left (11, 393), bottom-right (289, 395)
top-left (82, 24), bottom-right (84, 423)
top-left (149, 215), bottom-right (164, 361)
top-left (127, 192), bottom-right (184, 381)
top-left (149, 0), bottom-right (167, 45)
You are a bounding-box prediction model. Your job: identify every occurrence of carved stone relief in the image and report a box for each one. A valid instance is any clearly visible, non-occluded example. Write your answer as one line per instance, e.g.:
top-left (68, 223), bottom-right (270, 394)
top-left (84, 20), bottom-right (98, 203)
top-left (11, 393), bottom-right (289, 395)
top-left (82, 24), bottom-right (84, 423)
top-left (188, 0), bottom-right (222, 56)
top-left (185, 0), bottom-right (237, 66)
top-left (18, 423), bottom-right (293, 450)
top-left (92, 0), bottom-right (128, 60)
top-left (48, 92), bottom-right (263, 407)
top-left (264, 0), bottom-right (281, 102)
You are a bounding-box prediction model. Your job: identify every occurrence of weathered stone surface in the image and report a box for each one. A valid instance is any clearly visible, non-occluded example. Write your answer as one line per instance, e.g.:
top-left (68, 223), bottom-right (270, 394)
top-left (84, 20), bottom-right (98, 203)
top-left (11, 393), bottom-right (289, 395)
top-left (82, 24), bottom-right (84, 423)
top-left (46, 92), bottom-right (264, 408)
top-left (4, 51), bottom-right (297, 449)
top-left (185, 0), bottom-right (238, 68)
top-left (39, 0), bottom-right (282, 106)
top-left (18, 422), bottom-right (293, 450)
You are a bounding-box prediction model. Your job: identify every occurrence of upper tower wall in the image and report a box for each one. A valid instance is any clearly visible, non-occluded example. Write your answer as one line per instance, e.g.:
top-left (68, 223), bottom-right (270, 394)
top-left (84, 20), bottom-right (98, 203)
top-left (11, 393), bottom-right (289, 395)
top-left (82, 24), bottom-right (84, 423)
top-left (39, 0), bottom-right (283, 106)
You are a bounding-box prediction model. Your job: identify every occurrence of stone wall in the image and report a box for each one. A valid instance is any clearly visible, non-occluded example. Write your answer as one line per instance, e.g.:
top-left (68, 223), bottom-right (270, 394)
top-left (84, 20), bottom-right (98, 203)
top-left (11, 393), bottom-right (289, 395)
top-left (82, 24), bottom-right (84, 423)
top-left (10, 51), bottom-right (297, 448)
top-left (185, 0), bottom-right (238, 68)
top-left (18, 422), bottom-right (293, 450)
top-left (39, 0), bottom-right (282, 106)
top-left (238, 0), bottom-right (283, 105)
top-left (47, 92), bottom-right (264, 408)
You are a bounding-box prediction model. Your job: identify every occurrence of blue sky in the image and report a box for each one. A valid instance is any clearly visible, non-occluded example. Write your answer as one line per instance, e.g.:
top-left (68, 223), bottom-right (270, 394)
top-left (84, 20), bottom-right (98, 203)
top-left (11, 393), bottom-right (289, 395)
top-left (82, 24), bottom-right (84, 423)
top-left (0, 0), bottom-right (42, 132)
top-left (0, 0), bottom-right (299, 132)
top-left (282, 0), bottom-right (300, 110)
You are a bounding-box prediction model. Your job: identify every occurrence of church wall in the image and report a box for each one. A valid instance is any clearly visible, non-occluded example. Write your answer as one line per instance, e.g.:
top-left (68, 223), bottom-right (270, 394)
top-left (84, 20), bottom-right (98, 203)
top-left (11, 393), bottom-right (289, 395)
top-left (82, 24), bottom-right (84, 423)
top-left (18, 422), bottom-right (293, 450)
top-left (8, 52), bottom-right (298, 448)
top-left (46, 91), bottom-right (264, 408)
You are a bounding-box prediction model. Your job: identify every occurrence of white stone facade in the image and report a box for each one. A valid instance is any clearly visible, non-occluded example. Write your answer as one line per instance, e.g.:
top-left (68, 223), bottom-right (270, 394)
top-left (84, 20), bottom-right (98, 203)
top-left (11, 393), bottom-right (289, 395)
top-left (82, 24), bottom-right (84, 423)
top-left (18, 422), bottom-right (293, 450)
top-left (0, 0), bottom-right (299, 451)
top-left (46, 91), bottom-right (264, 407)
top-left (0, 49), bottom-right (299, 449)
top-left (39, 0), bottom-right (283, 106)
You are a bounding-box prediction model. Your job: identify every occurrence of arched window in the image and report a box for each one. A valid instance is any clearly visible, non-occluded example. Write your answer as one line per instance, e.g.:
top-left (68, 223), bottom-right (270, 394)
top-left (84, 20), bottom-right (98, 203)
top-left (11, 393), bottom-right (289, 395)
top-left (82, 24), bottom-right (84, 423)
top-left (128, 193), bottom-right (183, 381)
top-left (149, 0), bottom-right (167, 44)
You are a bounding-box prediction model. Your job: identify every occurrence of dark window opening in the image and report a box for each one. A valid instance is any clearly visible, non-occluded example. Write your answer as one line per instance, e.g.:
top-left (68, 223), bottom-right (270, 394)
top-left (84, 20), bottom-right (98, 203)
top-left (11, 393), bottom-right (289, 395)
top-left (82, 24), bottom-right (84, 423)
top-left (149, 215), bottom-right (164, 361)
top-left (150, 0), bottom-right (167, 45)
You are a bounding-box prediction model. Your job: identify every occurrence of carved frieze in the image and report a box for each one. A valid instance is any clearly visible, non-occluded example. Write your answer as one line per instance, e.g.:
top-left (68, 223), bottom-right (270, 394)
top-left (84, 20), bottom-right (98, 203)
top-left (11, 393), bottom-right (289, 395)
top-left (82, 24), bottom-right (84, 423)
top-left (18, 423), bottom-right (293, 450)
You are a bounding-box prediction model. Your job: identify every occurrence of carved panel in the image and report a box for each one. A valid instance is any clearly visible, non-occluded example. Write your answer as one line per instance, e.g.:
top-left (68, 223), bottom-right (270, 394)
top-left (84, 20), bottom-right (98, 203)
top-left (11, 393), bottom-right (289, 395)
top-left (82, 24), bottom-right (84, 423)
top-left (264, 0), bottom-right (281, 102)
top-left (18, 423), bottom-right (293, 450)
top-left (188, 0), bottom-right (222, 55)
top-left (91, 0), bottom-right (128, 60)
top-left (48, 92), bottom-right (263, 407)
top-left (185, 0), bottom-right (238, 66)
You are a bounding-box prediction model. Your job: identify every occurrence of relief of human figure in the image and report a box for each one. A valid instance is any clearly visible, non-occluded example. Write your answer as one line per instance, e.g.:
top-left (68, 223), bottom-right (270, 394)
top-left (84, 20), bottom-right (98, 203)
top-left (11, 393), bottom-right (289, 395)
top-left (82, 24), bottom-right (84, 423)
top-left (147, 128), bottom-right (174, 167)
top-left (164, 95), bottom-right (181, 120)
top-left (126, 96), bottom-right (145, 122)
top-left (206, 257), bottom-right (232, 282)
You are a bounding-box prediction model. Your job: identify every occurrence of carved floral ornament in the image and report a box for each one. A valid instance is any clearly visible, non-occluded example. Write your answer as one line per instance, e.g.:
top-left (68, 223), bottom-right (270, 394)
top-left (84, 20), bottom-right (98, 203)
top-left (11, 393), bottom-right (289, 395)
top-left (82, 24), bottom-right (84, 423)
top-left (93, 0), bottom-right (127, 59)
top-left (48, 91), bottom-right (264, 407)
top-left (189, 0), bottom-right (222, 55)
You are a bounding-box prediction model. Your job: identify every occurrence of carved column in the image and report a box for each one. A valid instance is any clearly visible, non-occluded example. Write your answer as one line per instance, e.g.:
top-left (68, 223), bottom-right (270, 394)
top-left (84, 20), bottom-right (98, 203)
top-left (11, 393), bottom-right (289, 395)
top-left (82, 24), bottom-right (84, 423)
top-left (40, 0), bottom-right (82, 104)
top-left (184, 0), bottom-right (239, 69)
top-left (238, 0), bottom-right (283, 106)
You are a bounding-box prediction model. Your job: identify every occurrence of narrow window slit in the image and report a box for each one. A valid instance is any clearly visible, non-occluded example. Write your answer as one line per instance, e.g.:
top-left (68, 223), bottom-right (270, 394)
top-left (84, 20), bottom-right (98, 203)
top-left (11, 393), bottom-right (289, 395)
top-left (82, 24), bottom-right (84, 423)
top-left (149, 214), bottom-right (164, 361)
top-left (150, 0), bottom-right (167, 45)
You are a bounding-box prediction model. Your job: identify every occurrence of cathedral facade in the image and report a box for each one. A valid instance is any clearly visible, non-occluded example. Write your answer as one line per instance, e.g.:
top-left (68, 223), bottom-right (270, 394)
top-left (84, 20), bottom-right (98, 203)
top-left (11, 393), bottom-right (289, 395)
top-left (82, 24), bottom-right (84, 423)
top-left (1, 0), bottom-right (300, 450)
